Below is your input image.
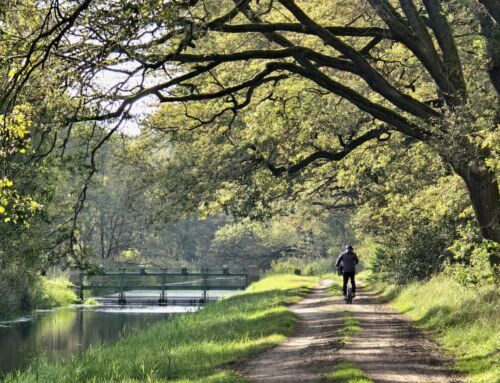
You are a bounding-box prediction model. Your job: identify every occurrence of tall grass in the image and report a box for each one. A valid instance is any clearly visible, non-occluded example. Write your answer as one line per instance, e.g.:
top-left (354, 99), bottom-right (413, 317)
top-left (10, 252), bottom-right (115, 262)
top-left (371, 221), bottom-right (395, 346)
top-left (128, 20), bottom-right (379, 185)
top-left (369, 275), bottom-right (499, 383)
top-left (5, 274), bottom-right (318, 383)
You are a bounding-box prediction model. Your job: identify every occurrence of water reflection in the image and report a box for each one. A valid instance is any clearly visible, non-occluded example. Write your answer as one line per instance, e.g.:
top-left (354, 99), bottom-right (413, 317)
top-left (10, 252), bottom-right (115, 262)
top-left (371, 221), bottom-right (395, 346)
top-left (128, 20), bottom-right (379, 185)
top-left (0, 305), bottom-right (192, 377)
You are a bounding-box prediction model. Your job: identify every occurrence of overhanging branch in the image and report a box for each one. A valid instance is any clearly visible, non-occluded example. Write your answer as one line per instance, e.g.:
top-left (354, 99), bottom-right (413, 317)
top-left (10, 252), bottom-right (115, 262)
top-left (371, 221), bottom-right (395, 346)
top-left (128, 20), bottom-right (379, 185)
top-left (256, 127), bottom-right (390, 177)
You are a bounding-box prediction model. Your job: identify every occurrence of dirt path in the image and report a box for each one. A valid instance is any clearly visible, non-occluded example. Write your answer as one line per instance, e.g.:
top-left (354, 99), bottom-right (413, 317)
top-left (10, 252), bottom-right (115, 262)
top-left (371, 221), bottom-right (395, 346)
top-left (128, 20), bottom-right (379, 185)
top-left (240, 281), bottom-right (462, 383)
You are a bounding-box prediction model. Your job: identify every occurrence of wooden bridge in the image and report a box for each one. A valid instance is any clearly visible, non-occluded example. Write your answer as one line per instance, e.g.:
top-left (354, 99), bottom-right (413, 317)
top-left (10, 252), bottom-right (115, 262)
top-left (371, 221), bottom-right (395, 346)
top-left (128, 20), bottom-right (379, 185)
top-left (77, 266), bottom-right (254, 306)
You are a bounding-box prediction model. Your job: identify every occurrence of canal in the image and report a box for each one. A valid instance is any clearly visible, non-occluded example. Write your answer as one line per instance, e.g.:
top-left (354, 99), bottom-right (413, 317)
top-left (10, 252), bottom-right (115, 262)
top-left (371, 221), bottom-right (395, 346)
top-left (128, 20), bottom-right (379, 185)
top-left (0, 304), bottom-right (191, 378)
top-left (0, 289), bottom-right (237, 378)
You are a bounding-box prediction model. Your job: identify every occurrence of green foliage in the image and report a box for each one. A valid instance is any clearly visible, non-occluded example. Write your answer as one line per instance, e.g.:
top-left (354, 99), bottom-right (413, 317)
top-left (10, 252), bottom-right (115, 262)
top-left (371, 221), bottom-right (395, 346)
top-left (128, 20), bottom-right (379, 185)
top-left (445, 223), bottom-right (499, 286)
top-left (6, 275), bottom-right (317, 383)
top-left (349, 139), bottom-right (472, 284)
top-left (0, 268), bottom-right (34, 319)
top-left (322, 362), bottom-right (373, 383)
top-left (31, 277), bottom-right (78, 309)
top-left (370, 275), bottom-right (500, 383)
top-left (269, 257), bottom-right (335, 276)
top-left (82, 297), bottom-right (100, 306)
top-left (0, 273), bottom-right (76, 319)
top-left (0, 105), bottom-right (42, 224)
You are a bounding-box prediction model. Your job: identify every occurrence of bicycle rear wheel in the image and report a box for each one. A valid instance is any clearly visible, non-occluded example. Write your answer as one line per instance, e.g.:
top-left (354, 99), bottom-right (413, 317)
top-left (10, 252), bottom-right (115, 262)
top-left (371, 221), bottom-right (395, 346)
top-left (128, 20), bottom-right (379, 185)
top-left (346, 287), bottom-right (353, 304)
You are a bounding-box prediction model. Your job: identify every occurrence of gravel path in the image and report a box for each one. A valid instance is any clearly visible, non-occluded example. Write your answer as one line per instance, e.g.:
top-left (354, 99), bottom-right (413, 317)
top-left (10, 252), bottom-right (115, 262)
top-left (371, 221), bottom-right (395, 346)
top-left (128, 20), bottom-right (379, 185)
top-left (240, 281), bottom-right (462, 383)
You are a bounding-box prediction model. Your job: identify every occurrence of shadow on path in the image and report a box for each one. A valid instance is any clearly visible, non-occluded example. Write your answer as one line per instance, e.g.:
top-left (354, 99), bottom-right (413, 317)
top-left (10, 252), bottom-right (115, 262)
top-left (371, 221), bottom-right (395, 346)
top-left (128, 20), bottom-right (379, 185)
top-left (335, 285), bottom-right (462, 383)
top-left (241, 280), bottom-right (343, 383)
top-left (240, 281), bottom-right (462, 383)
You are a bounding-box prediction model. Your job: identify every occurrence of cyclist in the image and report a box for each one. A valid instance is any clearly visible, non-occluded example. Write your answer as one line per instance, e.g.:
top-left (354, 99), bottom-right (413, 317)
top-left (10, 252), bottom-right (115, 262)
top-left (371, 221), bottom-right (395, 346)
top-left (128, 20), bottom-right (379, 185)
top-left (335, 245), bottom-right (359, 298)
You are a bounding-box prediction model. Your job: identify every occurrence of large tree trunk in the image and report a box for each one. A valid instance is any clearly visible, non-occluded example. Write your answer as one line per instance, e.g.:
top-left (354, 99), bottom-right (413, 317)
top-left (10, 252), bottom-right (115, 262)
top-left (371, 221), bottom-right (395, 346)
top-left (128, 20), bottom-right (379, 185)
top-left (459, 161), bottom-right (500, 268)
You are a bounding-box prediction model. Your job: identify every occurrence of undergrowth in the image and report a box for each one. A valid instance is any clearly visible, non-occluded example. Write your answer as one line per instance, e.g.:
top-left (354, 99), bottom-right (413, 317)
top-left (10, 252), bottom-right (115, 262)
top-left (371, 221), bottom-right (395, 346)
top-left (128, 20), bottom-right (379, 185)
top-left (31, 277), bottom-right (78, 309)
top-left (0, 275), bottom-right (77, 320)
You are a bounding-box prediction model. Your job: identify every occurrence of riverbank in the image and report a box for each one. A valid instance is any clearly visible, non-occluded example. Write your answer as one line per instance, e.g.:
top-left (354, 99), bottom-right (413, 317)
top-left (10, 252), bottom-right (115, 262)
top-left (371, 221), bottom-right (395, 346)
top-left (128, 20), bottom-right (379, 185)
top-left (4, 274), bottom-right (318, 382)
top-left (0, 275), bottom-right (77, 320)
top-left (367, 275), bottom-right (499, 383)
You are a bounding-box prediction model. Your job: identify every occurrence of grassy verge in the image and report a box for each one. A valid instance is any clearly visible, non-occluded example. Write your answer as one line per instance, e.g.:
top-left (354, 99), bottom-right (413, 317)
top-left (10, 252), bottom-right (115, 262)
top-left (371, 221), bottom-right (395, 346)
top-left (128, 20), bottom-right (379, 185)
top-left (367, 275), bottom-right (499, 383)
top-left (5, 274), bottom-right (318, 383)
top-left (339, 311), bottom-right (361, 343)
top-left (321, 362), bottom-right (374, 383)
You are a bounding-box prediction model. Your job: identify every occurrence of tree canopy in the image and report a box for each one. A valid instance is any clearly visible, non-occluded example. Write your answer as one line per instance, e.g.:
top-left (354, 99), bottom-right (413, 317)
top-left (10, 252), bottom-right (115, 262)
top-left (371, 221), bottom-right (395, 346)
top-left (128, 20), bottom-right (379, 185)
top-left (0, 0), bottom-right (498, 274)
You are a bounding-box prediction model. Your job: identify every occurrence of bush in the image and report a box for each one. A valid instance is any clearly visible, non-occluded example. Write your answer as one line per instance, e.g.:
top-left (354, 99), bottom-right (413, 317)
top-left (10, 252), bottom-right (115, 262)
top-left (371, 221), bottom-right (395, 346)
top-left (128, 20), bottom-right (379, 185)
top-left (363, 230), bottom-right (447, 285)
top-left (269, 257), bottom-right (335, 276)
top-left (445, 224), bottom-right (498, 286)
top-left (31, 277), bottom-right (78, 309)
top-left (0, 268), bottom-right (35, 319)
top-left (0, 271), bottom-right (77, 319)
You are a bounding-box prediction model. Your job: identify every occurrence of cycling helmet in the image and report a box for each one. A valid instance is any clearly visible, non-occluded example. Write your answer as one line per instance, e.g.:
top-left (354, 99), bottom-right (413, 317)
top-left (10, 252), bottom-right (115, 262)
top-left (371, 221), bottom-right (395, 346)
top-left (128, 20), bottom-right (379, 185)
top-left (345, 245), bottom-right (354, 251)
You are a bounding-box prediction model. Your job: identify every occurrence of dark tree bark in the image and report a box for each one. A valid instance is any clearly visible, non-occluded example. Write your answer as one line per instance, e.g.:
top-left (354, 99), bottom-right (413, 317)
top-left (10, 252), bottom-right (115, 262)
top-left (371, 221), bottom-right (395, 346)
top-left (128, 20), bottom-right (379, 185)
top-left (458, 162), bottom-right (500, 266)
top-left (477, 0), bottom-right (500, 97)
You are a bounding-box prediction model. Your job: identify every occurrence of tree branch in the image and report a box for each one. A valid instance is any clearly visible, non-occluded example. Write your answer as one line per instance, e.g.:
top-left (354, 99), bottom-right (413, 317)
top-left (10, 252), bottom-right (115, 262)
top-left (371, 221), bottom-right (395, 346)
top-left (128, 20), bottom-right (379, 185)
top-left (258, 127), bottom-right (390, 177)
top-left (277, 0), bottom-right (439, 120)
top-left (216, 23), bottom-right (396, 39)
top-left (368, 0), bottom-right (462, 105)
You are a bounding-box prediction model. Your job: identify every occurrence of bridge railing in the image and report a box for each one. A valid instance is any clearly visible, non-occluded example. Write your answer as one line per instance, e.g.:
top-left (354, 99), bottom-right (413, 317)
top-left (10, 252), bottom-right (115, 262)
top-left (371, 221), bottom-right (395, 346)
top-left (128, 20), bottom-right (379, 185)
top-left (77, 266), bottom-right (249, 305)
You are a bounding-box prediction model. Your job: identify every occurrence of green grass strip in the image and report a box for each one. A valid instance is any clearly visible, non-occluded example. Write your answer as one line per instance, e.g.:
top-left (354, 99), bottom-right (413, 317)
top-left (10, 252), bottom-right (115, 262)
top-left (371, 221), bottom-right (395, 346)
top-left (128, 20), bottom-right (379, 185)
top-left (339, 311), bottom-right (361, 343)
top-left (322, 362), bottom-right (374, 383)
top-left (5, 274), bottom-right (318, 383)
top-left (325, 277), bottom-right (342, 295)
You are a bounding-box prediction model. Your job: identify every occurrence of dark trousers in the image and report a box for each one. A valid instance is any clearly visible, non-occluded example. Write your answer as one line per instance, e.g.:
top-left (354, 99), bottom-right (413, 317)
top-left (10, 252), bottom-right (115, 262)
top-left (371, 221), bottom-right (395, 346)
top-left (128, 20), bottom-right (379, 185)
top-left (343, 272), bottom-right (356, 295)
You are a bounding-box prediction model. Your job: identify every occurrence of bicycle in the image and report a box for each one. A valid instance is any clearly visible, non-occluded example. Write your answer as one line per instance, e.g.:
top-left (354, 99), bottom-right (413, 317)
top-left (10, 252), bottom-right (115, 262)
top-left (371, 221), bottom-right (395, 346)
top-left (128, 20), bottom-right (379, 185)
top-left (345, 286), bottom-right (353, 304)
top-left (337, 266), bottom-right (354, 304)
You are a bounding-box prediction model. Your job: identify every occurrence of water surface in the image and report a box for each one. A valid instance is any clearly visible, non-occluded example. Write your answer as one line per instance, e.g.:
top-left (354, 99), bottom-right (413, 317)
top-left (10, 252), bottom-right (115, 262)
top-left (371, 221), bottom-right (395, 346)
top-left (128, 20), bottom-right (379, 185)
top-left (0, 289), bottom-right (239, 378)
top-left (0, 303), bottom-right (192, 377)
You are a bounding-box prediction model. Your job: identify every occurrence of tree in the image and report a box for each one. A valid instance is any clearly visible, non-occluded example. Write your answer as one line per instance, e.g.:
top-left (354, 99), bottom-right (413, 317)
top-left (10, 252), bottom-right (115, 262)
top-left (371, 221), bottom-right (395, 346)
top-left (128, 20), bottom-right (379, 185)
top-left (3, 1), bottom-right (499, 266)
top-left (345, 135), bottom-right (473, 282)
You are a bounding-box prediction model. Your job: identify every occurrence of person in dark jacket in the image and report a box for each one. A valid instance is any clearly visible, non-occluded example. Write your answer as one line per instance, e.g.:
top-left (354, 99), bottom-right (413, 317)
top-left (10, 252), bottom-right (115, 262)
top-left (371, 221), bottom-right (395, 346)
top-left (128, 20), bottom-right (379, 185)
top-left (335, 245), bottom-right (359, 297)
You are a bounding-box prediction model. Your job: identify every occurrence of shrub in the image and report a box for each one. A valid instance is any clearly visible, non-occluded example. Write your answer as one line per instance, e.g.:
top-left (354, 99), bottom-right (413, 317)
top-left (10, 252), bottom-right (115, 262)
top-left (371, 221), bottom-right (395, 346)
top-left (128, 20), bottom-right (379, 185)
top-left (269, 257), bottom-right (334, 276)
top-left (445, 224), bottom-right (498, 286)
top-left (0, 268), bottom-right (35, 319)
top-left (0, 271), bottom-right (77, 319)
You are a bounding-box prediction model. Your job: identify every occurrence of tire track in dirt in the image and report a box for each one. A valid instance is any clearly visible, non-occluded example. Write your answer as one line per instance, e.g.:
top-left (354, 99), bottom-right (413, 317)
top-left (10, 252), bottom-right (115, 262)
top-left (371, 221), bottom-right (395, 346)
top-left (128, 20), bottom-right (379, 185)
top-left (240, 281), bottom-right (462, 383)
top-left (336, 287), bottom-right (462, 383)
top-left (240, 280), bottom-right (343, 382)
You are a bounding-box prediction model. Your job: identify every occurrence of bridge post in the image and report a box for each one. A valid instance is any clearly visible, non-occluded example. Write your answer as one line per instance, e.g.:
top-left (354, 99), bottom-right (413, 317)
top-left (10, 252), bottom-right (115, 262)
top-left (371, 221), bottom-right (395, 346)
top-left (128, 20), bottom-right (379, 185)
top-left (118, 267), bottom-right (126, 305)
top-left (202, 268), bottom-right (208, 303)
top-left (159, 268), bottom-right (167, 305)
top-left (78, 273), bottom-right (84, 301)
